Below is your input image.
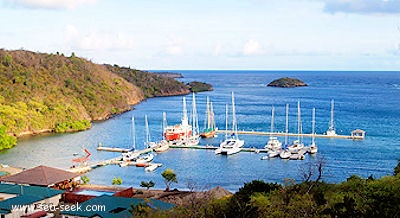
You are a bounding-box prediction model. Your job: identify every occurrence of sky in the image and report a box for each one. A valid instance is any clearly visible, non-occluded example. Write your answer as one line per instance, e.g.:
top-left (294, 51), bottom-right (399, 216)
top-left (1, 0), bottom-right (400, 70)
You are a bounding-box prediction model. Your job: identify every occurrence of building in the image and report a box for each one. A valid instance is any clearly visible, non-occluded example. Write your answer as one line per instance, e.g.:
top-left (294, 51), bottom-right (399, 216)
top-left (0, 183), bottom-right (64, 218)
top-left (0, 165), bottom-right (80, 190)
top-left (60, 195), bottom-right (175, 218)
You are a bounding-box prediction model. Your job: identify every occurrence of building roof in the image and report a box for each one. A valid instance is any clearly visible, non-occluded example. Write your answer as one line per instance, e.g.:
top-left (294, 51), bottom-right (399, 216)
top-left (0, 184), bottom-right (63, 198)
top-left (0, 184), bottom-right (63, 215)
top-left (0, 165), bottom-right (79, 186)
top-left (61, 195), bottom-right (175, 218)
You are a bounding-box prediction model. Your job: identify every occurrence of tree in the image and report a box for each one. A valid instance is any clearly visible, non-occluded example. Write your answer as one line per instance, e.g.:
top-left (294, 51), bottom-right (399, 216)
top-left (81, 175), bottom-right (90, 184)
top-left (161, 169), bottom-right (178, 191)
top-left (140, 180), bottom-right (155, 191)
top-left (394, 159), bottom-right (400, 176)
top-left (0, 125), bottom-right (17, 151)
top-left (112, 176), bottom-right (122, 185)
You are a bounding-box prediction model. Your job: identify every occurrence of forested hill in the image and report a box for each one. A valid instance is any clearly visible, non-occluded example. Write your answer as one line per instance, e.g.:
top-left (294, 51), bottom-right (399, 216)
top-left (0, 49), bottom-right (191, 150)
top-left (106, 64), bottom-right (190, 98)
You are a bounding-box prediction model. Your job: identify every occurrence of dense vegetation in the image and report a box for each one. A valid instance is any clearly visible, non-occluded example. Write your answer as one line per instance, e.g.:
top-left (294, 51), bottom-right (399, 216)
top-left (138, 160), bottom-right (400, 218)
top-left (0, 50), bottom-right (143, 150)
top-left (0, 49), bottom-right (212, 151)
top-left (268, 77), bottom-right (307, 88)
top-left (106, 65), bottom-right (190, 98)
top-left (186, 81), bottom-right (213, 92)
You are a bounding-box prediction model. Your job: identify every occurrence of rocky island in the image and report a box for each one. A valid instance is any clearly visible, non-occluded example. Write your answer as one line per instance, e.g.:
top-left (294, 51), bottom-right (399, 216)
top-left (267, 77), bottom-right (307, 88)
top-left (186, 81), bottom-right (213, 92)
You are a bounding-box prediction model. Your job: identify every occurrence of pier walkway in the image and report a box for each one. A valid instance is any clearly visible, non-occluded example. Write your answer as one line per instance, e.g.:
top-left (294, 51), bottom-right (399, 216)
top-left (70, 147), bottom-right (154, 174)
top-left (216, 130), bottom-right (365, 140)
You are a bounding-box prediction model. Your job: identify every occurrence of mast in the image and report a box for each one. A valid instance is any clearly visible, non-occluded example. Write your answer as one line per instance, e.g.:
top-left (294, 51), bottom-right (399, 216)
top-left (225, 104), bottom-right (228, 140)
top-left (329, 99), bottom-right (335, 131)
top-left (162, 112), bottom-right (167, 139)
top-left (312, 108), bottom-right (316, 145)
top-left (270, 106), bottom-right (275, 133)
top-left (145, 115), bottom-right (150, 148)
top-left (204, 96), bottom-right (210, 130)
top-left (192, 93), bottom-right (199, 136)
top-left (182, 97), bottom-right (188, 126)
top-left (210, 101), bottom-right (215, 130)
top-left (131, 115), bottom-right (136, 149)
top-left (297, 100), bottom-right (302, 142)
top-left (285, 104), bottom-right (289, 145)
top-left (231, 92), bottom-right (238, 139)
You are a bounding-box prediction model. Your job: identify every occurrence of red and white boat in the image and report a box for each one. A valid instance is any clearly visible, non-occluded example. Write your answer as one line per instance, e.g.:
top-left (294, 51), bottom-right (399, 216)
top-left (164, 97), bottom-right (193, 141)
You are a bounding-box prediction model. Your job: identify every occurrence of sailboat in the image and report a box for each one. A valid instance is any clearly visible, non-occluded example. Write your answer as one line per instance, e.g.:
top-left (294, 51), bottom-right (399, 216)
top-left (326, 99), bottom-right (337, 136)
top-left (288, 100), bottom-right (304, 154)
top-left (121, 116), bottom-right (140, 161)
top-left (182, 93), bottom-right (200, 146)
top-left (264, 106), bottom-right (282, 151)
top-left (163, 97), bottom-right (192, 141)
top-left (309, 108), bottom-right (318, 154)
top-left (134, 115), bottom-right (154, 163)
top-left (215, 92), bottom-right (244, 155)
top-left (145, 115), bottom-right (157, 149)
top-left (153, 112), bottom-right (170, 153)
top-left (200, 97), bottom-right (217, 138)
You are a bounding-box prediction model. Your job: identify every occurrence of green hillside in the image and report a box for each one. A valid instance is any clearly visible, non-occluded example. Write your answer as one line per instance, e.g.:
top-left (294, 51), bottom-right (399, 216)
top-left (0, 49), bottom-right (211, 151)
top-left (106, 65), bottom-right (190, 98)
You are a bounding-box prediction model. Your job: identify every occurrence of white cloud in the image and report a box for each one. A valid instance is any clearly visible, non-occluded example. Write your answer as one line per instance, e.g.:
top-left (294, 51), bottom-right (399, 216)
top-left (6, 0), bottom-right (96, 10)
top-left (64, 25), bottom-right (134, 51)
top-left (165, 35), bottom-right (184, 56)
top-left (243, 39), bottom-right (263, 56)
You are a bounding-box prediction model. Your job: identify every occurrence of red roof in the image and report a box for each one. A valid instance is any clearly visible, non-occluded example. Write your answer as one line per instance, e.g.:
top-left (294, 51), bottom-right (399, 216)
top-left (0, 165), bottom-right (79, 186)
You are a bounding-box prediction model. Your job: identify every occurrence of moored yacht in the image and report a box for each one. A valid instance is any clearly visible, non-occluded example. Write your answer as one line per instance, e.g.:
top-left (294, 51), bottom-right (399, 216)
top-left (215, 92), bottom-right (244, 155)
top-left (264, 106), bottom-right (282, 151)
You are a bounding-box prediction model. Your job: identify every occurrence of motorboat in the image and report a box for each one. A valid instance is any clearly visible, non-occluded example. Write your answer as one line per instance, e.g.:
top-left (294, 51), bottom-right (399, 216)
top-left (279, 149), bottom-right (291, 159)
top-left (153, 140), bottom-right (170, 153)
top-left (135, 153), bottom-right (154, 164)
top-left (288, 140), bottom-right (304, 154)
top-left (215, 138), bottom-right (244, 155)
top-left (265, 137), bottom-right (282, 151)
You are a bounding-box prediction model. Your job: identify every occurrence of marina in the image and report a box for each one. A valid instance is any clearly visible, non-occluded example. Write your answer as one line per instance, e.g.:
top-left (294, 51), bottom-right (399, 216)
top-left (0, 71), bottom-right (397, 192)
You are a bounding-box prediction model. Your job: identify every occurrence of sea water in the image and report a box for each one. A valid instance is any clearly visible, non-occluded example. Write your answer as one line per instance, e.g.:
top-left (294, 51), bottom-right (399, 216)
top-left (0, 71), bottom-right (399, 192)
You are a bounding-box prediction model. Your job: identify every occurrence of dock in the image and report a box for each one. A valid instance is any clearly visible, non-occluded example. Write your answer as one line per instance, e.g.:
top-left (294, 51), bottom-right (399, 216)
top-left (216, 130), bottom-right (365, 140)
top-left (69, 147), bottom-right (154, 174)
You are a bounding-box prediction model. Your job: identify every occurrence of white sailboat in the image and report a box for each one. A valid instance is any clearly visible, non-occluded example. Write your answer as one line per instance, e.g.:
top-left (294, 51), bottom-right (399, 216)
top-left (144, 115), bottom-right (157, 149)
top-left (215, 92), bottom-right (244, 155)
top-left (182, 93), bottom-right (200, 146)
top-left (309, 108), bottom-right (318, 154)
top-left (153, 112), bottom-right (170, 153)
top-left (264, 106), bottom-right (282, 151)
top-left (122, 116), bottom-right (140, 161)
top-left (288, 100), bottom-right (304, 153)
top-left (326, 99), bottom-right (337, 136)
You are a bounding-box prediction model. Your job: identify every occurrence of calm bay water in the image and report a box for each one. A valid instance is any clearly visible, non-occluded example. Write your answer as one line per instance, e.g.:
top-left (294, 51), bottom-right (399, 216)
top-left (1, 71), bottom-right (399, 192)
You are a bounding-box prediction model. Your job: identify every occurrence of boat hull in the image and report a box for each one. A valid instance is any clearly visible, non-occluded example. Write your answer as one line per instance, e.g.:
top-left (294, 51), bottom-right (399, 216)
top-left (200, 130), bottom-right (216, 138)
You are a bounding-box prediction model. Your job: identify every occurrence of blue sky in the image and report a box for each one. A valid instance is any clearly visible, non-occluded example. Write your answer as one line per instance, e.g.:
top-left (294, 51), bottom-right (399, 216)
top-left (1, 0), bottom-right (400, 70)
